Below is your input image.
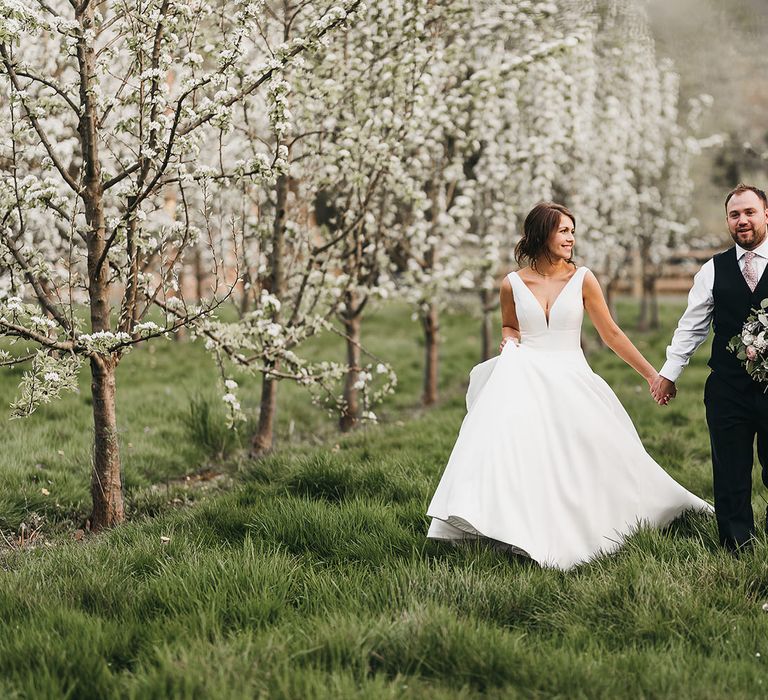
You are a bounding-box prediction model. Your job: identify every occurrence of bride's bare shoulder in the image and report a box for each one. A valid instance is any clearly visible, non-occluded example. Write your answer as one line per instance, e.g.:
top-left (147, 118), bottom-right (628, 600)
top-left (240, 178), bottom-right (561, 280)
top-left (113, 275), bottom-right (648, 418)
top-left (502, 267), bottom-right (524, 281)
top-left (581, 268), bottom-right (604, 296)
top-left (500, 272), bottom-right (517, 301)
top-left (581, 267), bottom-right (599, 283)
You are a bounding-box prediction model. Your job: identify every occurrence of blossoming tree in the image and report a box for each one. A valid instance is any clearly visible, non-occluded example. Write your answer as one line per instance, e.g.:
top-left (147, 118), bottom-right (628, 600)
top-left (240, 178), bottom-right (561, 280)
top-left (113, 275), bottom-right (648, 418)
top-left (188, 0), bottom-right (427, 448)
top-left (391, 1), bottom-right (583, 399)
top-left (0, 0), bottom-right (362, 528)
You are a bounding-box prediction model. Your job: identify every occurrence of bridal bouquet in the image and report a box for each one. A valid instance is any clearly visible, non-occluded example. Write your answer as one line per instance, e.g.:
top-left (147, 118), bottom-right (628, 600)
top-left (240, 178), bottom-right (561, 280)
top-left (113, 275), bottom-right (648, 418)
top-left (728, 299), bottom-right (768, 383)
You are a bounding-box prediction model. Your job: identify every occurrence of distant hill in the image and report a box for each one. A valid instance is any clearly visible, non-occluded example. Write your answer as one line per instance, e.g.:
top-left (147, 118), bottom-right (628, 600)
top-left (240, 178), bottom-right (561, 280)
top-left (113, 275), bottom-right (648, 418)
top-left (642, 0), bottom-right (768, 241)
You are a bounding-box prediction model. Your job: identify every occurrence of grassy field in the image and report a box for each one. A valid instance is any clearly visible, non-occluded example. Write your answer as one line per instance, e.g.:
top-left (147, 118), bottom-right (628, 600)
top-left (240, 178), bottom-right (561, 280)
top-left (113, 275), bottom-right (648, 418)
top-left (0, 302), bottom-right (479, 534)
top-left (2, 298), bottom-right (768, 698)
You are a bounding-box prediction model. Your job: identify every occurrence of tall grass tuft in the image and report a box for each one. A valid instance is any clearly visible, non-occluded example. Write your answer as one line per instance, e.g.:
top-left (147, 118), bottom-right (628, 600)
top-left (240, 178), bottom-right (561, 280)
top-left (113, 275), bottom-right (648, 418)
top-left (183, 394), bottom-right (239, 460)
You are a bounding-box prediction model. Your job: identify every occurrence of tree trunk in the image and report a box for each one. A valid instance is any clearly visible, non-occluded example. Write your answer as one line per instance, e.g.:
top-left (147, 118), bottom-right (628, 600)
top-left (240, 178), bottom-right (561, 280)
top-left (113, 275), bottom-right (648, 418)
top-left (638, 276), bottom-right (658, 331)
top-left (636, 238), bottom-right (654, 331)
top-left (340, 293), bottom-right (362, 432)
top-left (631, 246), bottom-right (643, 301)
top-left (194, 245), bottom-right (205, 303)
top-left (250, 172), bottom-right (288, 456)
top-left (480, 288), bottom-right (493, 362)
top-left (239, 269), bottom-right (252, 316)
top-left (422, 303), bottom-right (439, 406)
top-left (637, 286), bottom-right (649, 331)
top-left (78, 1), bottom-right (125, 529)
top-left (251, 370), bottom-right (279, 457)
top-left (650, 284), bottom-right (659, 329)
top-left (89, 354), bottom-right (124, 530)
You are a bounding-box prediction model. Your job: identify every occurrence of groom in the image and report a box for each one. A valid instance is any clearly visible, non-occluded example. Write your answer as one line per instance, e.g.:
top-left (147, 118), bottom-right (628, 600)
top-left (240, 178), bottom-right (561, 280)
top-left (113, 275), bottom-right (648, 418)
top-left (651, 184), bottom-right (768, 551)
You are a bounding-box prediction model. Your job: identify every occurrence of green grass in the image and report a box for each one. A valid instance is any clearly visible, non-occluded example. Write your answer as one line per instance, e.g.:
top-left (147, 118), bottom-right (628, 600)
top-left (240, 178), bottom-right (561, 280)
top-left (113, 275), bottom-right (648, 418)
top-left (2, 298), bottom-right (768, 698)
top-left (0, 302), bottom-right (474, 533)
top-left (0, 336), bottom-right (220, 532)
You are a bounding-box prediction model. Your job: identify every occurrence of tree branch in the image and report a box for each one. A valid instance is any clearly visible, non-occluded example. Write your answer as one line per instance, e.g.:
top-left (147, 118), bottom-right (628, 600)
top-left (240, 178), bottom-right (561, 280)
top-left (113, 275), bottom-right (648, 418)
top-left (102, 160), bottom-right (143, 190)
top-left (0, 45), bottom-right (81, 194)
top-left (178, 2), bottom-right (363, 137)
top-left (0, 233), bottom-right (74, 333)
top-left (0, 352), bottom-right (36, 367)
top-left (0, 319), bottom-right (75, 352)
top-left (12, 69), bottom-right (81, 115)
top-left (35, 0), bottom-right (60, 17)
top-left (136, 0), bottom-right (171, 191)
top-left (97, 0), bottom-right (362, 275)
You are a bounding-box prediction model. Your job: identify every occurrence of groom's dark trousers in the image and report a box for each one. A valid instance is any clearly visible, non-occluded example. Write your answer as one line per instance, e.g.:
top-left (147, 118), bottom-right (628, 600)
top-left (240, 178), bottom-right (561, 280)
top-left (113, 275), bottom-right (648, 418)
top-left (705, 373), bottom-right (768, 549)
top-left (706, 248), bottom-right (768, 550)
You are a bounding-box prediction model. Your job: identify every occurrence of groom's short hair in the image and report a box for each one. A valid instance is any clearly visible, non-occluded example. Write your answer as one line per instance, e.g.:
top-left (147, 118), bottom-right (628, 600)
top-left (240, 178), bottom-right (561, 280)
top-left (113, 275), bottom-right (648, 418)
top-left (725, 183), bottom-right (768, 210)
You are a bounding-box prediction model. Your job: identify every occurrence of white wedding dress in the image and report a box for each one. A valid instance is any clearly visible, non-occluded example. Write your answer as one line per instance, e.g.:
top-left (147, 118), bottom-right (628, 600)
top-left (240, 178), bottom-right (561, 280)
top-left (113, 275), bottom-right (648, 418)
top-left (427, 267), bottom-right (712, 570)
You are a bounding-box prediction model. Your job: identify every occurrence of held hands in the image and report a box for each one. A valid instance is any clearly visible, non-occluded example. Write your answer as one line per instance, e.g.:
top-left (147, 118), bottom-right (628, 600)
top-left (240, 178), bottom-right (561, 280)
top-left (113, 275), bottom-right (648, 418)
top-left (649, 373), bottom-right (677, 406)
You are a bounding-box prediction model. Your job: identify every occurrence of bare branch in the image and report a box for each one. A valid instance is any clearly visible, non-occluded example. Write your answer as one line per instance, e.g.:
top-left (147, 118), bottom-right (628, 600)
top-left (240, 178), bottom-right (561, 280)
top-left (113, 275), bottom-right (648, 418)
top-left (35, 0), bottom-right (60, 17)
top-left (0, 45), bottom-right (81, 194)
top-left (0, 352), bottom-right (36, 367)
top-left (0, 319), bottom-right (76, 352)
top-left (136, 0), bottom-right (171, 191)
top-left (12, 69), bottom-right (80, 115)
top-left (311, 168), bottom-right (385, 256)
top-left (117, 197), bottom-right (139, 334)
top-left (110, 286), bottom-right (240, 354)
top-left (102, 160), bottom-right (143, 190)
top-left (286, 1), bottom-right (316, 38)
top-left (0, 233), bottom-right (74, 333)
top-left (99, 58), bottom-right (138, 125)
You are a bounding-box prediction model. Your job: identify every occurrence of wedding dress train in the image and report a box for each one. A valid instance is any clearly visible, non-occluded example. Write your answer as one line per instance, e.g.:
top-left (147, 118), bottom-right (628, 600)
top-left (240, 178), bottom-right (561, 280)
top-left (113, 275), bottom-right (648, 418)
top-left (426, 267), bottom-right (712, 570)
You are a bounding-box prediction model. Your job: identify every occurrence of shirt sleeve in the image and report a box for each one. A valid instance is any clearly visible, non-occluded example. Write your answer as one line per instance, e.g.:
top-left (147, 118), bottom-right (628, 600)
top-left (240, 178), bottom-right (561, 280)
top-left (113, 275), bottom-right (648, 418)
top-left (659, 259), bottom-right (715, 382)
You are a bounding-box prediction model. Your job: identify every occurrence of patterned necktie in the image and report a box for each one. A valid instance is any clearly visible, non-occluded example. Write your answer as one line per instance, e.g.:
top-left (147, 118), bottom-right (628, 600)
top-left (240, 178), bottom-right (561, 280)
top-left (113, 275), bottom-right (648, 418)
top-left (743, 251), bottom-right (758, 292)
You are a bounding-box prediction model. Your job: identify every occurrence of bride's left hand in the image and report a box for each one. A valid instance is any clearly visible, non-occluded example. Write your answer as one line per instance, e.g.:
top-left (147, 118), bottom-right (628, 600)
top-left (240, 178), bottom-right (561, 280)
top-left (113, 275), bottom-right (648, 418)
top-left (647, 372), bottom-right (674, 405)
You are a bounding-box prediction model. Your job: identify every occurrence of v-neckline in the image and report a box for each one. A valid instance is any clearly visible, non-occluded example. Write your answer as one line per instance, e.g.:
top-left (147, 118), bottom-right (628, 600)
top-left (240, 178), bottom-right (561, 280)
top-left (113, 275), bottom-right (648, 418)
top-left (514, 268), bottom-right (580, 327)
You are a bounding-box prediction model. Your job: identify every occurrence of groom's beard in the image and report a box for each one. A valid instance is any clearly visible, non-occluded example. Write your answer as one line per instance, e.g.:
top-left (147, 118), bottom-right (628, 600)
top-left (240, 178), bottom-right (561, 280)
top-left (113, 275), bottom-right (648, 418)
top-left (731, 225), bottom-right (767, 249)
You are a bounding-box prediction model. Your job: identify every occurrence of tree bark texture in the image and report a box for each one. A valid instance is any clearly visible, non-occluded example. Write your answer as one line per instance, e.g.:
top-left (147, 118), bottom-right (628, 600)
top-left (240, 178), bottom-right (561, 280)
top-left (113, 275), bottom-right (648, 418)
top-left (638, 276), bottom-right (659, 331)
top-left (251, 371), bottom-right (279, 457)
top-left (251, 173), bottom-right (288, 455)
top-left (480, 288), bottom-right (494, 362)
top-left (78, 2), bottom-right (126, 529)
top-left (89, 354), bottom-right (124, 530)
top-left (422, 303), bottom-right (439, 406)
top-left (340, 291), bottom-right (362, 433)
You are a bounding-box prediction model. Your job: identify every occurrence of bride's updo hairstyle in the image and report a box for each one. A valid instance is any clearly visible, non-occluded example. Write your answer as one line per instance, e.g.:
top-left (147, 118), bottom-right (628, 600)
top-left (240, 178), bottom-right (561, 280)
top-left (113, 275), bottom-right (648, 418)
top-left (514, 201), bottom-right (575, 272)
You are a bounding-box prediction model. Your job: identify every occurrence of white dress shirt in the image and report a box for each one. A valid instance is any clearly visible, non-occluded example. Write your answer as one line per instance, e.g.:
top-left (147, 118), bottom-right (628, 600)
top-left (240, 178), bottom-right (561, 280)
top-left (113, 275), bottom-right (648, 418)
top-left (659, 239), bottom-right (768, 383)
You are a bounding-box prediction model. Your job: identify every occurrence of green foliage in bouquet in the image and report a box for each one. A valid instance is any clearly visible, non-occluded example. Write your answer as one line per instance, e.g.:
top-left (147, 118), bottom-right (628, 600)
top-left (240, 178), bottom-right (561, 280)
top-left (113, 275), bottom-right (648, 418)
top-left (728, 298), bottom-right (768, 383)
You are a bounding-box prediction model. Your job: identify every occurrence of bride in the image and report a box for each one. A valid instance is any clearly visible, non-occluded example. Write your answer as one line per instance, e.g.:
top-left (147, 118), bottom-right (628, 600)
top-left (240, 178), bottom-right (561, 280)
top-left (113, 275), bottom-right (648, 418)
top-left (426, 201), bottom-right (712, 570)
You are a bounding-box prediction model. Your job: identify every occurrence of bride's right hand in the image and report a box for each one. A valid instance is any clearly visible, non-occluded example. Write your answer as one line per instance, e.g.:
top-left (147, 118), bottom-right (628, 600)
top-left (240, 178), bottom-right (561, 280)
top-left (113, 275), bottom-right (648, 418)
top-left (499, 337), bottom-right (519, 353)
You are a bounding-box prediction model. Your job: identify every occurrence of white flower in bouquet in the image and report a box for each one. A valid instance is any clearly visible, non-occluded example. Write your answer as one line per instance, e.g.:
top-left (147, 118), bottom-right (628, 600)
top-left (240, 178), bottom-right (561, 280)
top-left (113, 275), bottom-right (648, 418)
top-left (730, 298), bottom-right (768, 386)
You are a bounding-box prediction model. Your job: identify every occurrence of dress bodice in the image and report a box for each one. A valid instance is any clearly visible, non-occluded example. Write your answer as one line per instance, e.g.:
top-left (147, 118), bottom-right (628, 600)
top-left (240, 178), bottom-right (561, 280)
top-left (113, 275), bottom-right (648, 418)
top-left (507, 267), bottom-right (588, 352)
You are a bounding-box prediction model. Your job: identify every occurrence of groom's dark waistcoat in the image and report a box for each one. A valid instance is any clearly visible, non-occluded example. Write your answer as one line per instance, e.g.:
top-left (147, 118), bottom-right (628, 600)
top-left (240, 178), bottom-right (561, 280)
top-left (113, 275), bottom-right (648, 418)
top-left (710, 246), bottom-right (768, 390)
